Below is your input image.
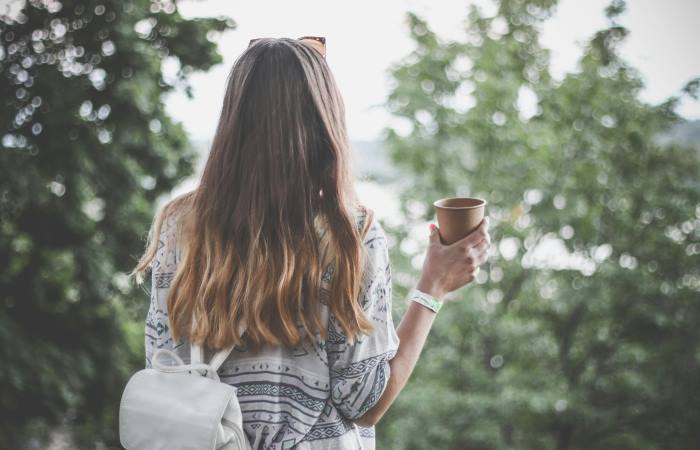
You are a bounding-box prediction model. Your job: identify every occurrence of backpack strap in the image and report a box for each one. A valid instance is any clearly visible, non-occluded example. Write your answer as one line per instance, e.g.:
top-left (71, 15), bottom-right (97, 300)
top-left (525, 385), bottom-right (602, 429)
top-left (190, 320), bottom-right (247, 372)
top-left (152, 348), bottom-right (221, 381)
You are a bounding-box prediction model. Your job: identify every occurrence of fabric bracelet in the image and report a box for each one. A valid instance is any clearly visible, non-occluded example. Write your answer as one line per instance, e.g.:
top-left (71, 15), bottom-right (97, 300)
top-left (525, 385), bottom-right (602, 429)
top-left (407, 287), bottom-right (443, 313)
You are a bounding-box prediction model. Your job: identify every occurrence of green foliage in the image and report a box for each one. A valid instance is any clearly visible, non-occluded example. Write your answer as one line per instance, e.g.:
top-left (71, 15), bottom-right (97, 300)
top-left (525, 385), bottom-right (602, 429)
top-left (0, 0), bottom-right (234, 447)
top-left (377, 1), bottom-right (700, 449)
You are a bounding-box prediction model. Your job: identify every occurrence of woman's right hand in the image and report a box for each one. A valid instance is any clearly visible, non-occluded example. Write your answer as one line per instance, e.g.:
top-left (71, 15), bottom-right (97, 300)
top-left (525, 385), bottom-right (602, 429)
top-left (416, 217), bottom-right (491, 300)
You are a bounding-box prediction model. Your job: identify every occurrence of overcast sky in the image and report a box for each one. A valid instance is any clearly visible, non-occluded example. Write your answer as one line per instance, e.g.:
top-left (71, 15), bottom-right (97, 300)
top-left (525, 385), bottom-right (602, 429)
top-left (165, 0), bottom-right (700, 143)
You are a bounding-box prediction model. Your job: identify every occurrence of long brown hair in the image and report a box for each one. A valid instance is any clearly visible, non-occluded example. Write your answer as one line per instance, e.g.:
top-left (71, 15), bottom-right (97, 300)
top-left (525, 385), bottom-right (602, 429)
top-left (129, 38), bottom-right (376, 352)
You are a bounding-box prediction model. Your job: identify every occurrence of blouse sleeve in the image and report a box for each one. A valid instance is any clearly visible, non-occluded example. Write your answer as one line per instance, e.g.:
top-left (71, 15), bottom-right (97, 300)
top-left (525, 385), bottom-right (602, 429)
top-left (144, 213), bottom-right (181, 368)
top-left (326, 216), bottom-right (401, 420)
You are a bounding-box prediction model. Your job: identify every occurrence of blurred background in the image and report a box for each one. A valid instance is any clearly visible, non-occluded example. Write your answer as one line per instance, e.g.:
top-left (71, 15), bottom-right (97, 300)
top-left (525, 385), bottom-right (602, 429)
top-left (1, 0), bottom-right (699, 448)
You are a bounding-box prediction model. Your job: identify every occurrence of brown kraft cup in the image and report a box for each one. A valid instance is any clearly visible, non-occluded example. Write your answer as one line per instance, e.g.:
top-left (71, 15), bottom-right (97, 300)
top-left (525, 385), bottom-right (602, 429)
top-left (433, 197), bottom-right (488, 245)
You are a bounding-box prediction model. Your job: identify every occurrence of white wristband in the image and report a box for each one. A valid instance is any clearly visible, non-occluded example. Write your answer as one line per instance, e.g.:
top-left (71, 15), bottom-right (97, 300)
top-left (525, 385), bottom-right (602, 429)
top-left (407, 287), bottom-right (443, 313)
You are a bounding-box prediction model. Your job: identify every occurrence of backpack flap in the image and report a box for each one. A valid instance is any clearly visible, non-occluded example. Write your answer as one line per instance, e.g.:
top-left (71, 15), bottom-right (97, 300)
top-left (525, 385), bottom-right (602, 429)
top-left (120, 361), bottom-right (243, 450)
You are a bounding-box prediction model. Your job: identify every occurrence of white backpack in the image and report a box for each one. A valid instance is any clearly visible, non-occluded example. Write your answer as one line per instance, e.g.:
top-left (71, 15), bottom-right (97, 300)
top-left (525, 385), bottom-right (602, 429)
top-left (119, 322), bottom-right (252, 450)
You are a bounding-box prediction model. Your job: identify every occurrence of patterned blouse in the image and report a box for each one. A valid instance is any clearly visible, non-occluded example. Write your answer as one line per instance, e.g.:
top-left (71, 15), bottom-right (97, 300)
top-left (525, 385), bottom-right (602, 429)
top-left (144, 208), bottom-right (400, 449)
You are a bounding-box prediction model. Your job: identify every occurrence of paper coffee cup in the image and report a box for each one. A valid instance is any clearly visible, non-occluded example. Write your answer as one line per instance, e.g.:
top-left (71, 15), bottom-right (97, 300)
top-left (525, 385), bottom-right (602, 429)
top-left (433, 197), bottom-right (487, 245)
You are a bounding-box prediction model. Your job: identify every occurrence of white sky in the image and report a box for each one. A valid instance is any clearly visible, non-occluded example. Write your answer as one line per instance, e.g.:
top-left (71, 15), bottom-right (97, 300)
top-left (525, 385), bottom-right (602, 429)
top-left (167, 0), bottom-right (700, 142)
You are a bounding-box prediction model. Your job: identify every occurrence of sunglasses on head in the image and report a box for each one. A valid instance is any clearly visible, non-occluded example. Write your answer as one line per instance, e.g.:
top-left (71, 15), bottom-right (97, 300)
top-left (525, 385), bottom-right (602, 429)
top-left (248, 36), bottom-right (327, 58)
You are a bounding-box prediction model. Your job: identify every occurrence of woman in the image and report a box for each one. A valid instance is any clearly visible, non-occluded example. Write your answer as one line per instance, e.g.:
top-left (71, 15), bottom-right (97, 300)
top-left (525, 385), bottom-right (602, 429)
top-left (129, 36), bottom-right (490, 450)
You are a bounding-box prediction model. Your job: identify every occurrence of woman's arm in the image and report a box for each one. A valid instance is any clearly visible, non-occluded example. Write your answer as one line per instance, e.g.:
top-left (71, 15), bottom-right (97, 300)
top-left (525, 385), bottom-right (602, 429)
top-left (351, 287), bottom-right (439, 427)
top-left (352, 218), bottom-right (491, 427)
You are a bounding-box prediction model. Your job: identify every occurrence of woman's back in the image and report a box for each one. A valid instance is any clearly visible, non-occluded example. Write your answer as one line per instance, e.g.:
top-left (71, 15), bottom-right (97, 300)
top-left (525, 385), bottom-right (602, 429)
top-left (135, 36), bottom-right (492, 450)
top-left (145, 207), bottom-right (400, 449)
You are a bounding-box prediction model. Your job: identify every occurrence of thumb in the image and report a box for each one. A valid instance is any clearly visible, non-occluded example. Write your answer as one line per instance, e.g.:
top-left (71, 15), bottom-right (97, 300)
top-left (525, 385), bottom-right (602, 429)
top-left (428, 223), bottom-right (441, 244)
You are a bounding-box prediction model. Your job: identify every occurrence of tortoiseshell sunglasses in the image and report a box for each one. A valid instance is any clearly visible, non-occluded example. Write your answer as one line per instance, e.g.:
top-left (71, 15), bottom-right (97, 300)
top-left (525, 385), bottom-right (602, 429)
top-left (248, 36), bottom-right (326, 58)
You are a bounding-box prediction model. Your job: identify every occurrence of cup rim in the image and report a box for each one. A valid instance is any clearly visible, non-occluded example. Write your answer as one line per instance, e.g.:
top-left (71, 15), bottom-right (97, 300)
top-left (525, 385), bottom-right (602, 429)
top-left (433, 196), bottom-right (488, 210)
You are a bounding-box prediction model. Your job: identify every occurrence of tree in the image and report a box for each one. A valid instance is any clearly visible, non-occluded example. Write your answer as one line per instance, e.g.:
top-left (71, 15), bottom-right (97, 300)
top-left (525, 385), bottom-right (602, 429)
top-left (376, 1), bottom-right (700, 448)
top-left (0, 0), bottom-right (234, 447)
